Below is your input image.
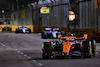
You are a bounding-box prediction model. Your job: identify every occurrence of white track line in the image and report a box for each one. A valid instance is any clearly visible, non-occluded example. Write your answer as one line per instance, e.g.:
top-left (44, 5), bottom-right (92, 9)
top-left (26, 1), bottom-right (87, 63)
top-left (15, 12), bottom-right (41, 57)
top-left (0, 41), bottom-right (43, 66)
top-left (38, 63), bottom-right (43, 66)
top-left (33, 60), bottom-right (36, 62)
top-left (27, 57), bottom-right (31, 59)
top-left (24, 54), bottom-right (28, 57)
top-left (20, 52), bottom-right (24, 55)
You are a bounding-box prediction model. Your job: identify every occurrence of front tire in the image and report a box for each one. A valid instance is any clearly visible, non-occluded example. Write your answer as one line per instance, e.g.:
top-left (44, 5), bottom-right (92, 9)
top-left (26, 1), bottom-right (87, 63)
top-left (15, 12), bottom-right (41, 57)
top-left (91, 40), bottom-right (96, 56)
top-left (2, 28), bottom-right (4, 32)
top-left (42, 42), bottom-right (51, 59)
top-left (41, 31), bottom-right (47, 39)
top-left (42, 50), bottom-right (51, 59)
top-left (15, 29), bottom-right (18, 33)
top-left (29, 30), bottom-right (31, 33)
top-left (61, 31), bottom-right (66, 37)
top-left (82, 40), bottom-right (92, 58)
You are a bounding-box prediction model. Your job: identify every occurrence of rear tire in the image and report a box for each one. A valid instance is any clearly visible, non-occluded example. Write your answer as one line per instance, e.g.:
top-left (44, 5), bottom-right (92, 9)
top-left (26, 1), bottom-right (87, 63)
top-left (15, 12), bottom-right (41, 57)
top-left (80, 52), bottom-right (83, 59)
top-left (42, 42), bottom-right (51, 59)
top-left (9, 28), bottom-right (11, 32)
top-left (15, 29), bottom-right (18, 33)
top-left (88, 43), bottom-right (92, 58)
top-left (91, 40), bottom-right (96, 56)
top-left (82, 40), bottom-right (92, 58)
top-left (41, 31), bottom-right (47, 39)
top-left (2, 28), bottom-right (4, 32)
top-left (29, 30), bottom-right (31, 33)
top-left (61, 31), bottom-right (66, 37)
top-left (42, 50), bottom-right (51, 59)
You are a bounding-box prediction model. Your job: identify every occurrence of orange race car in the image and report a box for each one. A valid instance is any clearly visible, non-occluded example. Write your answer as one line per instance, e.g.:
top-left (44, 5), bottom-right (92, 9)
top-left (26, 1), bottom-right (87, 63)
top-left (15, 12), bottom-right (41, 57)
top-left (42, 33), bottom-right (96, 59)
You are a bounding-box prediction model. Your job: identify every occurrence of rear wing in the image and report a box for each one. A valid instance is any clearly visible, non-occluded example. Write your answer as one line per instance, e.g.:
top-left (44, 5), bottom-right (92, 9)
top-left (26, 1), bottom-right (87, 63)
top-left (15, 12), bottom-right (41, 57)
top-left (44, 27), bottom-right (60, 31)
top-left (76, 37), bottom-right (85, 40)
top-left (54, 28), bottom-right (60, 31)
top-left (76, 34), bottom-right (88, 40)
top-left (18, 26), bottom-right (28, 28)
top-left (45, 28), bottom-right (52, 31)
top-left (24, 26), bottom-right (28, 28)
top-left (18, 26), bottom-right (22, 28)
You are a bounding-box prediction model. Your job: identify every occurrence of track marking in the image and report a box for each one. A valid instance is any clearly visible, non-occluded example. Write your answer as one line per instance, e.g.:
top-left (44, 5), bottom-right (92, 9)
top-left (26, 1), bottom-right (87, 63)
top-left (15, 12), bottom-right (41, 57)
top-left (0, 42), bottom-right (43, 66)
top-left (17, 51), bottom-right (21, 53)
top-left (3, 45), bottom-right (5, 46)
top-left (38, 63), bottom-right (43, 66)
top-left (20, 52), bottom-right (24, 55)
top-left (24, 54), bottom-right (28, 57)
top-left (15, 49), bottom-right (18, 51)
top-left (38, 33), bottom-right (41, 35)
top-left (33, 60), bottom-right (36, 62)
top-left (3, 34), bottom-right (5, 36)
top-left (27, 57), bottom-right (31, 59)
top-left (5, 46), bottom-right (8, 48)
top-left (0, 43), bottom-right (4, 45)
top-left (9, 36), bottom-right (11, 37)
top-left (96, 52), bottom-right (99, 54)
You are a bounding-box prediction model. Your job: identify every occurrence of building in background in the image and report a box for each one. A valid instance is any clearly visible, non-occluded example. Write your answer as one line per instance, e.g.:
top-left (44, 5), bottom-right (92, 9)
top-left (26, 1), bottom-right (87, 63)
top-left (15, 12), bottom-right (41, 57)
top-left (10, 0), bottom-right (100, 36)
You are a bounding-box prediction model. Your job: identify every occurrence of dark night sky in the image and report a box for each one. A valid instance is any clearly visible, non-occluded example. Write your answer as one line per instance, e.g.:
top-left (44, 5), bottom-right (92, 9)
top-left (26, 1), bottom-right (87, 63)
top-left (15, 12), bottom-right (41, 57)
top-left (0, 0), bottom-right (38, 15)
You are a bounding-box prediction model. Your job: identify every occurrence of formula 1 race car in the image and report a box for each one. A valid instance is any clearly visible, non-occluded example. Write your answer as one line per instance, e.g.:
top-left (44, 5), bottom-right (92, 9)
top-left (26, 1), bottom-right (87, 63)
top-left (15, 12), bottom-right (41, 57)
top-left (2, 27), bottom-right (12, 32)
top-left (42, 34), bottom-right (96, 59)
top-left (41, 27), bottom-right (66, 39)
top-left (15, 26), bottom-right (31, 33)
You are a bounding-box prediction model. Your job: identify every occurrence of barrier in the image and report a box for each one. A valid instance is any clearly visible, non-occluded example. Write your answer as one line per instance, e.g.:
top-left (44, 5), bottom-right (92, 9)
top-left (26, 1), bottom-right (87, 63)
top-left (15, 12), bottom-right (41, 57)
top-left (33, 25), bottom-right (38, 33)
top-left (12, 25), bottom-right (18, 31)
top-left (0, 25), bottom-right (12, 31)
top-left (60, 27), bottom-right (68, 34)
top-left (0, 24), bottom-right (68, 33)
top-left (27, 25), bottom-right (33, 32)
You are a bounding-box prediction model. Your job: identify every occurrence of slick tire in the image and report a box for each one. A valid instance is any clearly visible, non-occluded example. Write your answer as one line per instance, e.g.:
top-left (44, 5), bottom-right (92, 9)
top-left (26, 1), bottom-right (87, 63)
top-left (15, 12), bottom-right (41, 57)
top-left (42, 55), bottom-right (51, 59)
top-left (2, 28), bottom-right (4, 32)
top-left (50, 34), bottom-right (53, 39)
top-left (29, 30), bottom-right (31, 33)
top-left (9, 28), bottom-right (11, 32)
top-left (42, 42), bottom-right (51, 59)
top-left (61, 31), bottom-right (66, 37)
top-left (41, 31), bottom-right (47, 39)
top-left (88, 41), bottom-right (92, 58)
top-left (42, 50), bottom-right (51, 59)
top-left (15, 29), bottom-right (18, 33)
top-left (82, 40), bottom-right (92, 58)
top-left (91, 40), bottom-right (96, 56)
top-left (79, 51), bottom-right (84, 59)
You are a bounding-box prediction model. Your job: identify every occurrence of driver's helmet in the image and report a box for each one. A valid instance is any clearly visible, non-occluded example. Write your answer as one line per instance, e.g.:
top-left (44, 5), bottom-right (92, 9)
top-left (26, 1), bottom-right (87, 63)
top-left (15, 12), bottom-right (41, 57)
top-left (68, 32), bottom-right (72, 36)
top-left (53, 28), bottom-right (55, 31)
top-left (52, 26), bottom-right (55, 31)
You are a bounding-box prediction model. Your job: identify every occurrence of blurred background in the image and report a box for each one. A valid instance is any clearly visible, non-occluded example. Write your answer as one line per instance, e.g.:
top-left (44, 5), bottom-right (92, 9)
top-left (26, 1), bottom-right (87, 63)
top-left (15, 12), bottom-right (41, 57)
top-left (0, 0), bottom-right (100, 41)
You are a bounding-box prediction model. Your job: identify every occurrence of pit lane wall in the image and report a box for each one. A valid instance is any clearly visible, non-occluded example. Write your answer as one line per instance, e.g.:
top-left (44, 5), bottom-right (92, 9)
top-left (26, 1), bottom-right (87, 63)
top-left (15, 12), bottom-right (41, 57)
top-left (0, 25), bottom-right (12, 31)
top-left (0, 25), bottom-right (33, 32)
top-left (0, 24), bottom-right (68, 33)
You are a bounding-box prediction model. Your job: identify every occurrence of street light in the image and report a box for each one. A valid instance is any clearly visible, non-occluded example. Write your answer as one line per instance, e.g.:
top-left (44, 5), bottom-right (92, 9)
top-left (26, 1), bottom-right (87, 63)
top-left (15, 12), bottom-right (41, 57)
top-left (2, 10), bottom-right (4, 14)
top-left (68, 11), bottom-right (75, 21)
top-left (2, 10), bottom-right (5, 21)
top-left (67, 0), bottom-right (76, 34)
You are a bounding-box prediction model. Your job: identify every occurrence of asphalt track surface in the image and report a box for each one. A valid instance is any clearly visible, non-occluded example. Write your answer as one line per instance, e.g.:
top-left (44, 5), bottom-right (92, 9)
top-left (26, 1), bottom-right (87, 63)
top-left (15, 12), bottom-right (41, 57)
top-left (0, 32), bottom-right (100, 67)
